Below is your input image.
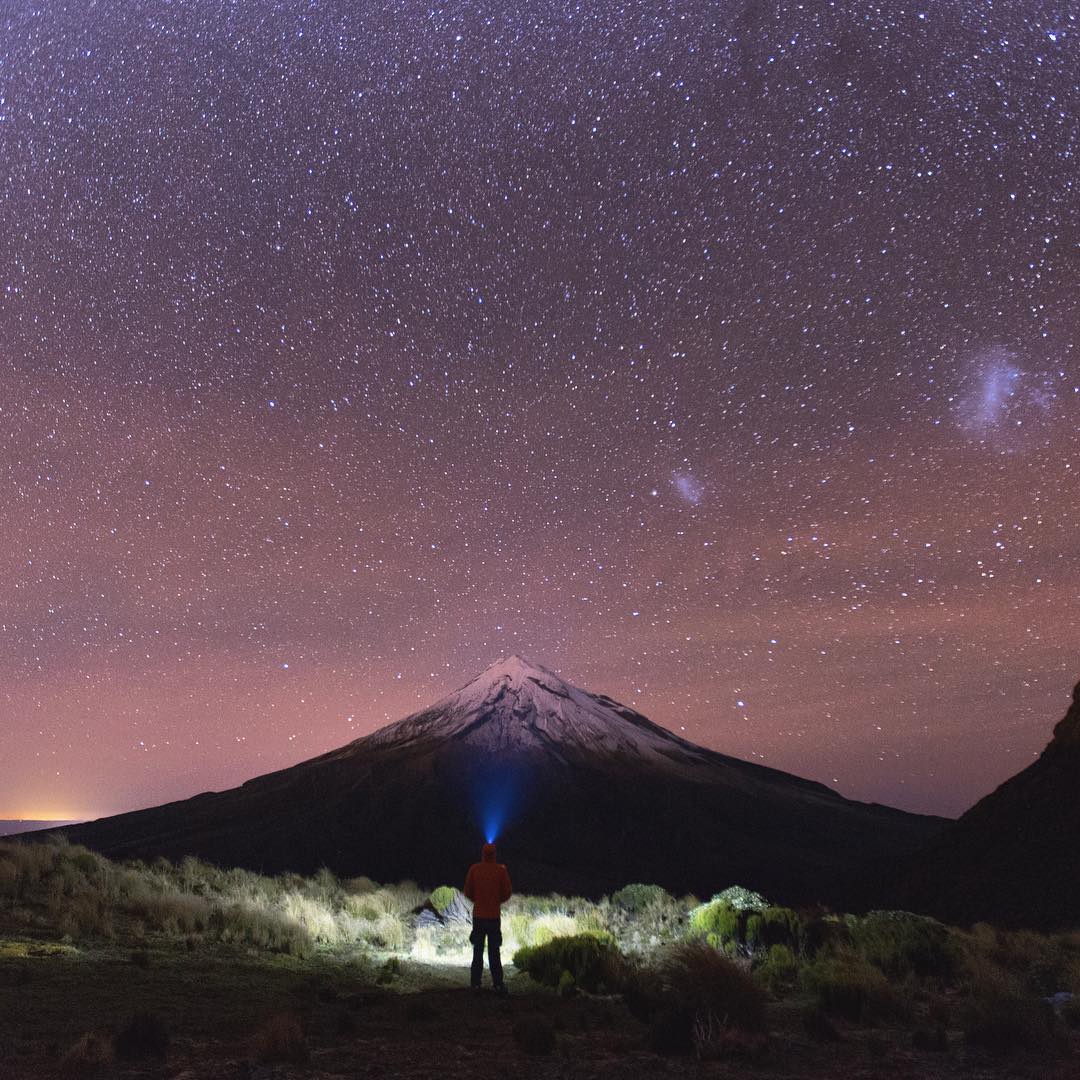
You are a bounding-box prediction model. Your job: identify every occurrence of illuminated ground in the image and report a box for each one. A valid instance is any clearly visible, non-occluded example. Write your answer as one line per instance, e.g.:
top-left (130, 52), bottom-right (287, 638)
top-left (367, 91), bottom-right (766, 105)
top-left (1, 925), bottom-right (1076, 1079)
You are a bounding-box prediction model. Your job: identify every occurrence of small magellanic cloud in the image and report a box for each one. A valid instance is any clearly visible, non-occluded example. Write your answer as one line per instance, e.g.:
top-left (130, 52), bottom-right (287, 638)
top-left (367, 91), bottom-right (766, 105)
top-left (671, 471), bottom-right (704, 506)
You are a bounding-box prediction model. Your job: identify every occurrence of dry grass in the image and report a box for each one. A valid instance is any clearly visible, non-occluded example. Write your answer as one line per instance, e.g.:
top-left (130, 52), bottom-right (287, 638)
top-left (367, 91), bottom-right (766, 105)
top-left (661, 941), bottom-right (767, 1032)
top-left (0, 839), bottom-right (418, 960)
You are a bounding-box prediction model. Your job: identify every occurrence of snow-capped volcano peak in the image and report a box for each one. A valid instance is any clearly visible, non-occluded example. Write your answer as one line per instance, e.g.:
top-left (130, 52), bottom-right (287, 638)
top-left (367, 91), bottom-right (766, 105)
top-left (450, 654), bottom-right (575, 707)
top-left (361, 655), bottom-right (713, 768)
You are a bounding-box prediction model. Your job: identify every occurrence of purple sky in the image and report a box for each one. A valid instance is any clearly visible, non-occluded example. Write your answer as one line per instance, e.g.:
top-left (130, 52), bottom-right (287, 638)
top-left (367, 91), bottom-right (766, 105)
top-left (1, 1), bottom-right (1077, 821)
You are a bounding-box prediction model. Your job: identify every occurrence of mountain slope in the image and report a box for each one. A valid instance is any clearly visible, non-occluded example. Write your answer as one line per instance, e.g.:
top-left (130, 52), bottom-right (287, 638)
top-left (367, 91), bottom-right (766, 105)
top-left (52, 657), bottom-right (944, 905)
top-left (896, 681), bottom-right (1080, 929)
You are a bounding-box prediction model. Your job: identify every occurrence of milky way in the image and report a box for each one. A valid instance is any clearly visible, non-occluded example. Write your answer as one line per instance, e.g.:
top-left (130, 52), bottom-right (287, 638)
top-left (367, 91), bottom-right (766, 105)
top-left (1, 1), bottom-right (1077, 821)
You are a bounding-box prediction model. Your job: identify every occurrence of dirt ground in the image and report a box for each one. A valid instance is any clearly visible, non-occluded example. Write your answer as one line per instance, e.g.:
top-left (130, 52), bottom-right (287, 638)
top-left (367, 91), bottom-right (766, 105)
top-left (1, 931), bottom-right (1077, 1079)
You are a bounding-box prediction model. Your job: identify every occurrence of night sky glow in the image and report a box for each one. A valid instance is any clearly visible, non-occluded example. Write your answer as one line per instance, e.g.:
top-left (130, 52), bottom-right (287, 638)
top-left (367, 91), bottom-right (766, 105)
top-left (2, 2), bottom-right (1078, 822)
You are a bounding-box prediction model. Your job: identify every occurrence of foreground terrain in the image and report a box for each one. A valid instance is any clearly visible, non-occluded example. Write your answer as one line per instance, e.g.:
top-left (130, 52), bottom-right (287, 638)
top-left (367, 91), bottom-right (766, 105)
top-left (1, 840), bottom-right (1077, 1078)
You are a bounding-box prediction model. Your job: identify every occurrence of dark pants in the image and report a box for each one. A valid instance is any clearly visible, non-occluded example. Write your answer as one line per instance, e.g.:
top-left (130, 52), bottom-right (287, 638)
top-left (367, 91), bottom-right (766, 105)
top-left (470, 917), bottom-right (503, 988)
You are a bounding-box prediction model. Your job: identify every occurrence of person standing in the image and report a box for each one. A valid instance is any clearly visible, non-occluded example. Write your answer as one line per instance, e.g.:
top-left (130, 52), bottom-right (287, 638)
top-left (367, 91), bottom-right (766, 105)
top-left (464, 842), bottom-right (512, 992)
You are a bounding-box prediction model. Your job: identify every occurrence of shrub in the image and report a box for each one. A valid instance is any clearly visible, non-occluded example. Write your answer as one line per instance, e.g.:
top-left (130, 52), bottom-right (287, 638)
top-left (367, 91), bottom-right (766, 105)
top-left (968, 926), bottom-right (1073, 995)
top-left (959, 961), bottom-right (1063, 1056)
top-left (850, 911), bottom-right (957, 980)
top-left (558, 969), bottom-right (576, 997)
top-left (689, 900), bottom-right (739, 945)
top-left (632, 944), bottom-right (766, 1056)
top-left (802, 913), bottom-right (847, 957)
top-left (660, 942), bottom-right (766, 1032)
top-left (70, 851), bottom-right (101, 879)
top-left (345, 875), bottom-right (378, 895)
top-left (801, 952), bottom-right (905, 1024)
top-left (251, 1013), bottom-right (308, 1064)
top-left (429, 885), bottom-right (456, 913)
top-left (708, 886), bottom-right (768, 912)
top-left (115, 1012), bottom-right (169, 1060)
top-left (513, 933), bottom-right (624, 993)
top-left (512, 1013), bottom-right (556, 1055)
top-left (758, 943), bottom-right (798, 990)
top-left (611, 883), bottom-right (671, 914)
top-left (761, 906), bottom-right (802, 951)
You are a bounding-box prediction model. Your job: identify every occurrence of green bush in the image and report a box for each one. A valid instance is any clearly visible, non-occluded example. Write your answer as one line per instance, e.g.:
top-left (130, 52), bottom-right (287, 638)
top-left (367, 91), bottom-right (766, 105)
top-left (802, 914), bottom-right (847, 957)
top-left (758, 943), bottom-right (798, 990)
top-left (70, 850), bottom-right (101, 879)
top-left (745, 913), bottom-right (764, 948)
top-left (761, 906), bottom-right (802, 951)
top-left (512, 933), bottom-right (624, 993)
top-left (801, 952), bottom-right (905, 1024)
top-left (690, 900), bottom-right (739, 944)
top-left (611, 883), bottom-right (671, 914)
top-left (429, 886), bottom-right (456, 913)
top-left (849, 911), bottom-right (957, 980)
top-left (709, 886), bottom-right (768, 912)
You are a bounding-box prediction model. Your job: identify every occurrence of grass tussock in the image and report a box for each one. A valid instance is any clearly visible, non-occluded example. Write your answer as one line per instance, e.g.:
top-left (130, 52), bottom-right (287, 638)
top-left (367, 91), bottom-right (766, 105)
top-left (624, 941), bottom-right (766, 1056)
top-left (661, 941), bottom-right (767, 1032)
top-left (514, 932), bottom-right (625, 994)
top-left (800, 950), bottom-right (908, 1024)
top-left (0, 839), bottom-right (420, 959)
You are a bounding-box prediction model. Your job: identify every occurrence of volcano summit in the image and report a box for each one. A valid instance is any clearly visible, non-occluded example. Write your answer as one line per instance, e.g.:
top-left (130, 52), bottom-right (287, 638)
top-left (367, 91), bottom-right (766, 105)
top-left (54, 657), bottom-right (942, 905)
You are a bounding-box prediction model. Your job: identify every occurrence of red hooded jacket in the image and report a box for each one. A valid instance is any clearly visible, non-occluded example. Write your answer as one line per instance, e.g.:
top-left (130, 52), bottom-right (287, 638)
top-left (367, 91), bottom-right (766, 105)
top-left (464, 843), bottom-right (512, 920)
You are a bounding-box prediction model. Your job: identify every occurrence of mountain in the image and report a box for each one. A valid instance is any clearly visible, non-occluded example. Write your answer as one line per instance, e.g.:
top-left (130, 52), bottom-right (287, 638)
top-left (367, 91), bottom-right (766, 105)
top-left (895, 681), bottom-right (1080, 929)
top-left (50, 656), bottom-right (943, 905)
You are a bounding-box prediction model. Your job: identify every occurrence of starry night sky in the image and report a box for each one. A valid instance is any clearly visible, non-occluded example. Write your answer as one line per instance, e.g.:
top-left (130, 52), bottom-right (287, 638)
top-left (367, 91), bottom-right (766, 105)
top-left (2, 1), bottom-right (1077, 822)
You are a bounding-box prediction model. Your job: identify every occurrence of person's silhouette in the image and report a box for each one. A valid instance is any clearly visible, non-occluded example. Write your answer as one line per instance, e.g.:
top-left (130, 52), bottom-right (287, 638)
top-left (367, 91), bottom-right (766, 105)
top-left (464, 842), bottom-right (512, 992)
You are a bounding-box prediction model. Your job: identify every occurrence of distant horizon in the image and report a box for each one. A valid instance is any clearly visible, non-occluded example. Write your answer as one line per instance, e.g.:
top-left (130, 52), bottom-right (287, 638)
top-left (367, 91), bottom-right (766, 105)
top-left (0, 819), bottom-right (85, 837)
